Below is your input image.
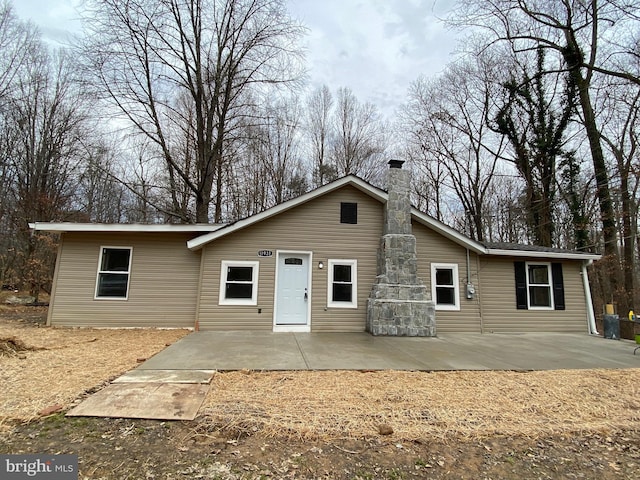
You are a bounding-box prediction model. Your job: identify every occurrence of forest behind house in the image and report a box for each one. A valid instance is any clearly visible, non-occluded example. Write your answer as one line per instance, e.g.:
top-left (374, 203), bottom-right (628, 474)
top-left (1, 0), bottom-right (638, 316)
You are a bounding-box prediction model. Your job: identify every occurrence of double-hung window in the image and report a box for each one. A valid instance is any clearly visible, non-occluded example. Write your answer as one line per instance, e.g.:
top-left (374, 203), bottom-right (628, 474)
top-left (328, 259), bottom-right (357, 308)
top-left (527, 263), bottom-right (553, 308)
top-left (219, 261), bottom-right (259, 305)
top-left (514, 261), bottom-right (565, 310)
top-left (95, 247), bottom-right (132, 299)
top-left (430, 263), bottom-right (460, 311)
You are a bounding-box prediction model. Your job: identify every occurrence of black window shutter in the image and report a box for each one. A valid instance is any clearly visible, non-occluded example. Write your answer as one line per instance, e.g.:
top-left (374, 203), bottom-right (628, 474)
top-left (514, 261), bottom-right (528, 309)
top-left (551, 262), bottom-right (565, 310)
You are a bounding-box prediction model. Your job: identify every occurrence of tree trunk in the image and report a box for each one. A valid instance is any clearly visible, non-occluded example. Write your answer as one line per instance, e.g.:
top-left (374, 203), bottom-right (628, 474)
top-left (214, 152), bottom-right (224, 223)
top-left (195, 156), bottom-right (214, 223)
top-left (620, 173), bottom-right (635, 314)
top-left (563, 44), bottom-right (621, 302)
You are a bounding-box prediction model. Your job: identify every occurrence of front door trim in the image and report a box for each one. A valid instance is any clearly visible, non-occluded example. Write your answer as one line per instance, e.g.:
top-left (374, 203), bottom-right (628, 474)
top-left (273, 250), bottom-right (313, 332)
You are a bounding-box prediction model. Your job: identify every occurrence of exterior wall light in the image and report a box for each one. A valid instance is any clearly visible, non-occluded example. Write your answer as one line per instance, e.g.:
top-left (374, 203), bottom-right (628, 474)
top-left (318, 261), bottom-right (324, 269)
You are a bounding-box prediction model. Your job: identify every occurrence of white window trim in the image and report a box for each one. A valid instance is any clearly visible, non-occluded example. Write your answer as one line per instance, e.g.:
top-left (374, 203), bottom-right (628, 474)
top-left (431, 263), bottom-right (460, 311)
top-left (327, 259), bottom-right (358, 309)
top-left (94, 246), bottom-right (132, 301)
top-left (526, 261), bottom-right (554, 310)
top-left (219, 260), bottom-right (259, 306)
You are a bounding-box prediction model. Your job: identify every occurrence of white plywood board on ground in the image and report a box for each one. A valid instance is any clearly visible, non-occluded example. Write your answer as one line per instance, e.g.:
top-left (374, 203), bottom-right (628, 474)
top-left (113, 369), bottom-right (215, 384)
top-left (66, 383), bottom-right (210, 420)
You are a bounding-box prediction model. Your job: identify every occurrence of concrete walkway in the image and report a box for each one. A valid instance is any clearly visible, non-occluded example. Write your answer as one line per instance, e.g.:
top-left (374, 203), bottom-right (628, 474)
top-left (137, 332), bottom-right (640, 371)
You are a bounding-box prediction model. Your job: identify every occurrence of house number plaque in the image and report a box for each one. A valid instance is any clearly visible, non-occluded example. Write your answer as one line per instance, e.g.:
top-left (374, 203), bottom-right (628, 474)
top-left (257, 250), bottom-right (273, 257)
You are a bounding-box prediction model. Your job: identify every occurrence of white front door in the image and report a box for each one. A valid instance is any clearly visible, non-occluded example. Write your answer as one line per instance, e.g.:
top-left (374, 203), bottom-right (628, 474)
top-left (274, 252), bottom-right (310, 329)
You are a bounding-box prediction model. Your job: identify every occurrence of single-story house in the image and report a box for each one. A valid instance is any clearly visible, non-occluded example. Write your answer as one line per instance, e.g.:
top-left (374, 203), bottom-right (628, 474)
top-left (31, 161), bottom-right (601, 335)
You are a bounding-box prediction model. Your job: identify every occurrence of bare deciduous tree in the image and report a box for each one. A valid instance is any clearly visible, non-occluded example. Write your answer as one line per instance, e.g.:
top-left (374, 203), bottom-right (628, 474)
top-left (1, 44), bottom-right (90, 297)
top-left (251, 96), bottom-right (306, 205)
top-left (79, 0), bottom-right (305, 223)
top-left (399, 53), bottom-right (506, 241)
top-left (306, 85), bottom-right (335, 186)
top-left (450, 0), bottom-right (640, 307)
top-left (0, 2), bottom-right (37, 102)
top-left (597, 80), bottom-right (640, 310)
top-left (331, 87), bottom-right (386, 182)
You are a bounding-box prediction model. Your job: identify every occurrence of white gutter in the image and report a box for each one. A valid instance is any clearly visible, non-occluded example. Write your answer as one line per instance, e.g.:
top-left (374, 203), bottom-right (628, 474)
top-left (485, 248), bottom-right (601, 261)
top-left (29, 222), bottom-right (224, 233)
top-left (581, 259), bottom-right (598, 335)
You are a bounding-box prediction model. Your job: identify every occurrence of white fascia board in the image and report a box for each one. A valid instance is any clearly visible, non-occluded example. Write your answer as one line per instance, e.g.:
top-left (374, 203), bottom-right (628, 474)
top-left (30, 222), bottom-right (225, 233)
top-left (485, 248), bottom-right (602, 261)
top-left (188, 176), bottom-right (379, 250)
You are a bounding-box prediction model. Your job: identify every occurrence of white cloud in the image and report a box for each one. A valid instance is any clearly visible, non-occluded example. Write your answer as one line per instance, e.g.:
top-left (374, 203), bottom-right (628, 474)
top-left (288, 0), bottom-right (459, 118)
top-left (11, 0), bottom-right (82, 46)
top-left (11, 0), bottom-right (461, 118)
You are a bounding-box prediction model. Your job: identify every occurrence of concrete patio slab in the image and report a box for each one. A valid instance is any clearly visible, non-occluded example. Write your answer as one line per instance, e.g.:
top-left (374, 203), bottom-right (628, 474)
top-left (137, 331), bottom-right (640, 372)
top-left (68, 332), bottom-right (638, 421)
top-left (138, 331), bottom-right (309, 370)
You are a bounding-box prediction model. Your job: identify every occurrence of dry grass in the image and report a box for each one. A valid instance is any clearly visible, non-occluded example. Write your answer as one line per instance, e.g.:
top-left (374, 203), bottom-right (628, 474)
top-left (2, 309), bottom-right (640, 442)
top-left (202, 369), bottom-right (640, 441)
top-left (0, 336), bottom-right (36, 356)
top-left (0, 317), bottom-right (188, 429)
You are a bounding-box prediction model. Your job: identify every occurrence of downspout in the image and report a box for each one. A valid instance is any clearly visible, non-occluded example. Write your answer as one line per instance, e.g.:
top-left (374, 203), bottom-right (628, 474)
top-left (582, 259), bottom-right (598, 335)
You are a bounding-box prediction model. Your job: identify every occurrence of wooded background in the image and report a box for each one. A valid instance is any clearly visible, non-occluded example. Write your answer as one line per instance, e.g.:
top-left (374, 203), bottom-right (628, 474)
top-left (0, 0), bottom-right (638, 315)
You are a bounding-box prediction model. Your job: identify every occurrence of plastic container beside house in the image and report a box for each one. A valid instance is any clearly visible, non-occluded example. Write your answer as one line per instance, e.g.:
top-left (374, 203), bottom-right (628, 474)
top-left (603, 314), bottom-right (620, 340)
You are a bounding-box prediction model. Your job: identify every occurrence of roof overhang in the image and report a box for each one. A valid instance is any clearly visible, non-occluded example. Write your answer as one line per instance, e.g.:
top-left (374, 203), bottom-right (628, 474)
top-left (485, 248), bottom-right (602, 261)
top-left (30, 222), bottom-right (225, 233)
top-left (185, 175), bottom-right (600, 263)
top-left (185, 175), bottom-right (486, 253)
top-left (31, 179), bottom-right (601, 264)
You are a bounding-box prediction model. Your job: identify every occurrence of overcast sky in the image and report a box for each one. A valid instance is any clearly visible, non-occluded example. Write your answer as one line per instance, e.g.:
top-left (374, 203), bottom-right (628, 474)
top-left (11, 0), bottom-right (460, 119)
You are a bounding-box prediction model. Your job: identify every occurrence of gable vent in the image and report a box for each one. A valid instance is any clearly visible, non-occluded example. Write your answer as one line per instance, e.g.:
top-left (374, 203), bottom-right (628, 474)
top-left (340, 202), bottom-right (357, 224)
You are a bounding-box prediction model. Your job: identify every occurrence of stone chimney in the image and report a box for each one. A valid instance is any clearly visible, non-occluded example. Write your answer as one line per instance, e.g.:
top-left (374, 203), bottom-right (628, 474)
top-left (366, 160), bottom-right (436, 336)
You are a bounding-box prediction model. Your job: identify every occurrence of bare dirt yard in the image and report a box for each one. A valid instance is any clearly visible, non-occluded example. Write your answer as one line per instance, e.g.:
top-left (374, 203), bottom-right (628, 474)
top-left (1, 304), bottom-right (640, 479)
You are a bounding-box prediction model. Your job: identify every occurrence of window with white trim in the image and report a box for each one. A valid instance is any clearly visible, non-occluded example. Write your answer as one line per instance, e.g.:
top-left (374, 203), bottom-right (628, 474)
top-left (526, 262), bottom-right (554, 309)
top-left (514, 261), bottom-right (565, 310)
top-left (219, 261), bottom-right (259, 305)
top-left (430, 263), bottom-right (460, 311)
top-left (328, 259), bottom-right (357, 308)
top-left (95, 247), bottom-right (132, 299)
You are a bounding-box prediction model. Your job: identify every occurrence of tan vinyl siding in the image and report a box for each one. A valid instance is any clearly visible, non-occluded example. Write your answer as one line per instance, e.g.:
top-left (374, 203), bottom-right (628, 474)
top-left (413, 224), bottom-right (483, 333)
top-left (198, 185), bottom-right (383, 332)
top-left (49, 232), bottom-right (201, 328)
top-left (479, 257), bottom-right (589, 333)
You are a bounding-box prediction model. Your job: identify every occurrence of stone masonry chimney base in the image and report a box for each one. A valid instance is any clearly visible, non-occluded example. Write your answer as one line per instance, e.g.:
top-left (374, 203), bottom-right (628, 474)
top-left (367, 294), bottom-right (436, 337)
